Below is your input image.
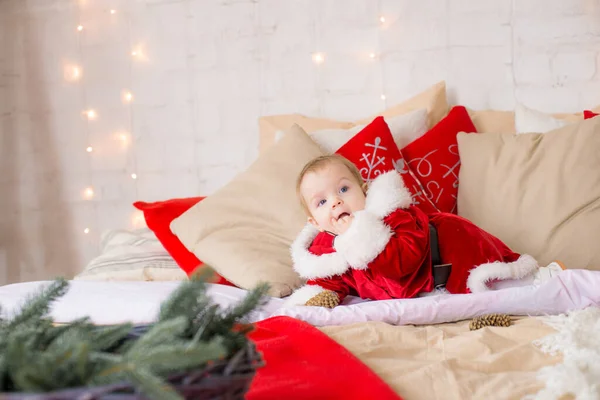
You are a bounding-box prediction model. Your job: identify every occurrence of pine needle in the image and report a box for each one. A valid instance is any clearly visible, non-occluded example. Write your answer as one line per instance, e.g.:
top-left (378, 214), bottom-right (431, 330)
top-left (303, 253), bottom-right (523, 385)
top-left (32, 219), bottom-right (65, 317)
top-left (127, 317), bottom-right (188, 357)
top-left (126, 368), bottom-right (183, 400)
top-left (220, 282), bottom-right (269, 326)
top-left (90, 323), bottom-right (134, 352)
top-left (132, 338), bottom-right (226, 376)
top-left (7, 278), bottom-right (69, 329)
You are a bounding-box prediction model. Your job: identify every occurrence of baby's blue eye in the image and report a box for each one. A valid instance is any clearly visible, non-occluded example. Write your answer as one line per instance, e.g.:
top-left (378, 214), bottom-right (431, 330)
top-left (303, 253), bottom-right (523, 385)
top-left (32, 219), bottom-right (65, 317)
top-left (318, 199), bottom-right (326, 207)
top-left (340, 186), bottom-right (349, 193)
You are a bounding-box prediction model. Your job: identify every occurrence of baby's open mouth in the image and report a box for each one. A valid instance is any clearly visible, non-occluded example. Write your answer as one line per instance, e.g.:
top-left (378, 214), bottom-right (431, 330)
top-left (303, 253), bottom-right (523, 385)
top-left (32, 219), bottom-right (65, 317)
top-left (337, 212), bottom-right (350, 220)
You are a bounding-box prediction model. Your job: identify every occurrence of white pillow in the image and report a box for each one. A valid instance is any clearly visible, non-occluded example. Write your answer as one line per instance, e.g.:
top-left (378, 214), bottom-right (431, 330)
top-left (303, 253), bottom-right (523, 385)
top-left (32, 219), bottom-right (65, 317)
top-left (514, 103), bottom-right (570, 134)
top-left (75, 228), bottom-right (187, 282)
top-left (274, 108), bottom-right (429, 153)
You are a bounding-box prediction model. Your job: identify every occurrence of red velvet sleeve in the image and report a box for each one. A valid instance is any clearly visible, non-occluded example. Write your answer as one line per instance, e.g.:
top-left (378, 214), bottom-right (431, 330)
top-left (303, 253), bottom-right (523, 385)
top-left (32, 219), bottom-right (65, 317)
top-left (306, 275), bottom-right (351, 303)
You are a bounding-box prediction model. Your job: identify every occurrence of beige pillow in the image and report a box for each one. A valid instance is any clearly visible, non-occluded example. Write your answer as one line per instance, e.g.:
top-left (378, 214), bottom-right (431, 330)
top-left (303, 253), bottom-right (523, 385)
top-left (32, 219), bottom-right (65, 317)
top-left (258, 81), bottom-right (449, 153)
top-left (467, 109), bottom-right (516, 134)
top-left (170, 124), bottom-right (325, 297)
top-left (464, 105), bottom-right (600, 135)
top-left (457, 117), bottom-right (600, 271)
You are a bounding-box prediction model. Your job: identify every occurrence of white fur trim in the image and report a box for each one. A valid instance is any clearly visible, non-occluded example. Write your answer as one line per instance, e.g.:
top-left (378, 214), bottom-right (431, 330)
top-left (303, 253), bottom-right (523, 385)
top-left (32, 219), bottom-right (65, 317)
top-left (334, 210), bottom-right (393, 270)
top-left (467, 254), bottom-right (539, 293)
top-left (283, 284), bottom-right (326, 307)
top-left (365, 171), bottom-right (413, 219)
top-left (291, 224), bottom-right (349, 280)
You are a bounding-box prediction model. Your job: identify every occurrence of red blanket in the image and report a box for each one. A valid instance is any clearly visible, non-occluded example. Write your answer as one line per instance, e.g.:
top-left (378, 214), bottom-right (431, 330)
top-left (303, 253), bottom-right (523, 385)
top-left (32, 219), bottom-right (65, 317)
top-left (247, 316), bottom-right (402, 400)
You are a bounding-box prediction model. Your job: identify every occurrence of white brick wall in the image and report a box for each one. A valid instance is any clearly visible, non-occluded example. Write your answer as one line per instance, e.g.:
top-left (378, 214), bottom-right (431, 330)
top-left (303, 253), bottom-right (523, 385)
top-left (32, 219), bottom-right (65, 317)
top-left (1, 0), bottom-right (599, 285)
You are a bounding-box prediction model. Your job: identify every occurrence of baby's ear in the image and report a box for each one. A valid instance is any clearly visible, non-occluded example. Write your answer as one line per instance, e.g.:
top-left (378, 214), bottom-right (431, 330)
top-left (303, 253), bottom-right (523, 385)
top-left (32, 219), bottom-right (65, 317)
top-left (361, 182), bottom-right (369, 195)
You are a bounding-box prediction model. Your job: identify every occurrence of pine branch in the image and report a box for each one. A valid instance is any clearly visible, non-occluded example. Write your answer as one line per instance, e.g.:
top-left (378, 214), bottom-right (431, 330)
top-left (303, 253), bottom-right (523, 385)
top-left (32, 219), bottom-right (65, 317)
top-left (0, 275), bottom-right (266, 396)
top-left (126, 317), bottom-right (188, 358)
top-left (41, 319), bottom-right (91, 349)
top-left (130, 338), bottom-right (226, 376)
top-left (90, 323), bottom-right (134, 352)
top-left (220, 282), bottom-right (269, 327)
top-left (7, 278), bottom-right (69, 329)
top-left (157, 277), bottom-right (211, 334)
top-left (197, 282), bottom-right (269, 351)
top-left (126, 368), bottom-right (183, 400)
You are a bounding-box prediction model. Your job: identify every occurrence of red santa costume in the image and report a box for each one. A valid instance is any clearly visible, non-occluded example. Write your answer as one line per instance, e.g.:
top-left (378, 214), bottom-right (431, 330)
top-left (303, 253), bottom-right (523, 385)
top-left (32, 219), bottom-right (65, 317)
top-left (285, 171), bottom-right (541, 306)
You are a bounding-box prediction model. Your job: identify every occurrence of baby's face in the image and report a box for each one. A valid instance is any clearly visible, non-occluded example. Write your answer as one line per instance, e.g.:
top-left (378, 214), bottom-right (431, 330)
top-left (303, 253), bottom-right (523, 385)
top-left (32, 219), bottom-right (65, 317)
top-left (300, 162), bottom-right (366, 235)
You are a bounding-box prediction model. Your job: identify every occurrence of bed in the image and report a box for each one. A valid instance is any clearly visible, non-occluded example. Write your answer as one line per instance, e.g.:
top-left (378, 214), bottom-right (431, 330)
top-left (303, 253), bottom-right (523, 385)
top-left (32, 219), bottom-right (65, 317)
top-left (2, 81), bottom-right (600, 399)
top-left (1, 273), bottom-right (599, 399)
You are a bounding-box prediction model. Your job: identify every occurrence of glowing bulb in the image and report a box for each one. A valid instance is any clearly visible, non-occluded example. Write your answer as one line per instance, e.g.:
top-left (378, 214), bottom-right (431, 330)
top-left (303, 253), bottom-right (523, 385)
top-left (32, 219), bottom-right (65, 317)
top-left (122, 91), bottom-right (133, 103)
top-left (130, 46), bottom-right (147, 61)
top-left (64, 65), bottom-right (82, 82)
top-left (379, 16), bottom-right (385, 23)
top-left (86, 146), bottom-right (93, 153)
top-left (77, 25), bottom-right (84, 31)
top-left (110, 9), bottom-right (116, 14)
top-left (84, 228), bottom-right (90, 234)
top-left (83, 187), bottom-right (94, 199)
top-left (84, 109), bottom-right (97, 120)
top-left (369, 52), bottom-right (376, 59)
top-left (116, 132), bottom-right (130, 147)
top-left (381, 94), bottom-right (386, 100)
top-left (312, 53), bottom-right (325, 64)
top-left (131, 173), bottom-right (137, 179)
top-left (131, 211), bottom-right (145, 228)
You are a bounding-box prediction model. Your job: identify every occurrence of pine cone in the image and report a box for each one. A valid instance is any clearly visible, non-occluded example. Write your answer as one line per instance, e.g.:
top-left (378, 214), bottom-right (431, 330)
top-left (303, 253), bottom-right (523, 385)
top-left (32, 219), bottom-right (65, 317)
top-left (305, 290), bottom-right (340, 308)
top-left (469, 313), bottom-right (512, 331)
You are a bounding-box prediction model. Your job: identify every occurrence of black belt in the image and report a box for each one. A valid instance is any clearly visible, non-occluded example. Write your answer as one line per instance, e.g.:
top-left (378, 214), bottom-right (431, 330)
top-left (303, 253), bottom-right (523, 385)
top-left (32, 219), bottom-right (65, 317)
top-left (429, 223), bottom-right (451, 289)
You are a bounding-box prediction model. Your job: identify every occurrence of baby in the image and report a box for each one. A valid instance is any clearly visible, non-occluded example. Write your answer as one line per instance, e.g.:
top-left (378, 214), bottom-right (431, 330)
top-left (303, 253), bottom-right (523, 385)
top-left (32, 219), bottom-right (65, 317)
top-left (285, 154), bottom-right (564, 307)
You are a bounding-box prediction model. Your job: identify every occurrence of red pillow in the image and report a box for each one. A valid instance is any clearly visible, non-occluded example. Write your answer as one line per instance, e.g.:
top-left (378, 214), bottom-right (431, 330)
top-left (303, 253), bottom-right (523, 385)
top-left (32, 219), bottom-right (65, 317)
top-left (133, 198), bottom-right (234, 286)
top-left (401, 106), bottom-right (477, 214)
top-left (336, 116), bottom-right (439, 214)
top-left (584, 110), bottom-right (599, 119)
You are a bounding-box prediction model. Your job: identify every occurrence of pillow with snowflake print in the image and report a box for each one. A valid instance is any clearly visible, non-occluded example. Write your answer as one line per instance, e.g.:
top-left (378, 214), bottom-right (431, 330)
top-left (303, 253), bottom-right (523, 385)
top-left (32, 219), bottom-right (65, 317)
top-left (401, 106), bottom-right (478, 214)
top-left (336, 116), bottom-right (439, 214)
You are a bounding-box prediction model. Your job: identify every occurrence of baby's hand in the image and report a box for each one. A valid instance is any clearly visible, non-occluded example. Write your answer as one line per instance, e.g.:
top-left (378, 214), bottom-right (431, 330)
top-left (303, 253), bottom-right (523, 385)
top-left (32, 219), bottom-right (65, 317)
top-left (332, 214), bottom-right (354, 235)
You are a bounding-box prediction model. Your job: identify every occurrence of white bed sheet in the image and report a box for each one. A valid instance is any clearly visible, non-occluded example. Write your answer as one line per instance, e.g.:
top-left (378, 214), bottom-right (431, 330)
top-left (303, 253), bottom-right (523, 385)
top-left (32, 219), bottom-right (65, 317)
top-left (0, 270), bottom-right (599, 327)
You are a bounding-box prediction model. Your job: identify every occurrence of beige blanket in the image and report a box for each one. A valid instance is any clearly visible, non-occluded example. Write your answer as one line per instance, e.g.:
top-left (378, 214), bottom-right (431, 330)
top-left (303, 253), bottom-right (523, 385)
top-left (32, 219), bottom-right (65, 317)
top-left (321, 317), bottom-right (561, 400)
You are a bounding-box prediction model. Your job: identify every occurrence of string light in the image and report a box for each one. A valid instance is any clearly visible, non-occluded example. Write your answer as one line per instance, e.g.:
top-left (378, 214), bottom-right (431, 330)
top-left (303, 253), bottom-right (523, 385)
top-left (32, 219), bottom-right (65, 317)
top-left (312, 52), bottom-right (325, 64)
top-left (381, 94), bottom-right (386, 100)
top-left (122, 91), bottom-right (133, 103)
top-left (83, 187), bottom-right (94, 199)
top-left (83, 109), bottom-right (97, 120)
top-left (131, 211), bottom-right (145, 229)
top-left (369, 52), bottom-right (377, 59)
top-left (131, 173), bottom-right (137, 179)
top-left (110, 9), bottom-right (116, 14)
top-left (86, 146), bottom-right (93, 152)
top-left (77, 25), bottom-right (84, 32)
top-left (379, 16), bottom-right (385, 23)
top-left (116, 132), bottom-right (129, 143)
top-left (84, 228), bottom-right (90, 234)
top-left (64, 65), bottom-right (82, 82)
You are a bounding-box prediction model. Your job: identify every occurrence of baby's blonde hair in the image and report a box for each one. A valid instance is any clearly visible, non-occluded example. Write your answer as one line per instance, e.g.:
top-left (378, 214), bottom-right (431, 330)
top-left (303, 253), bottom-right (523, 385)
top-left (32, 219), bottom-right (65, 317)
top-left (296, 154), bottom-right (365, 216)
